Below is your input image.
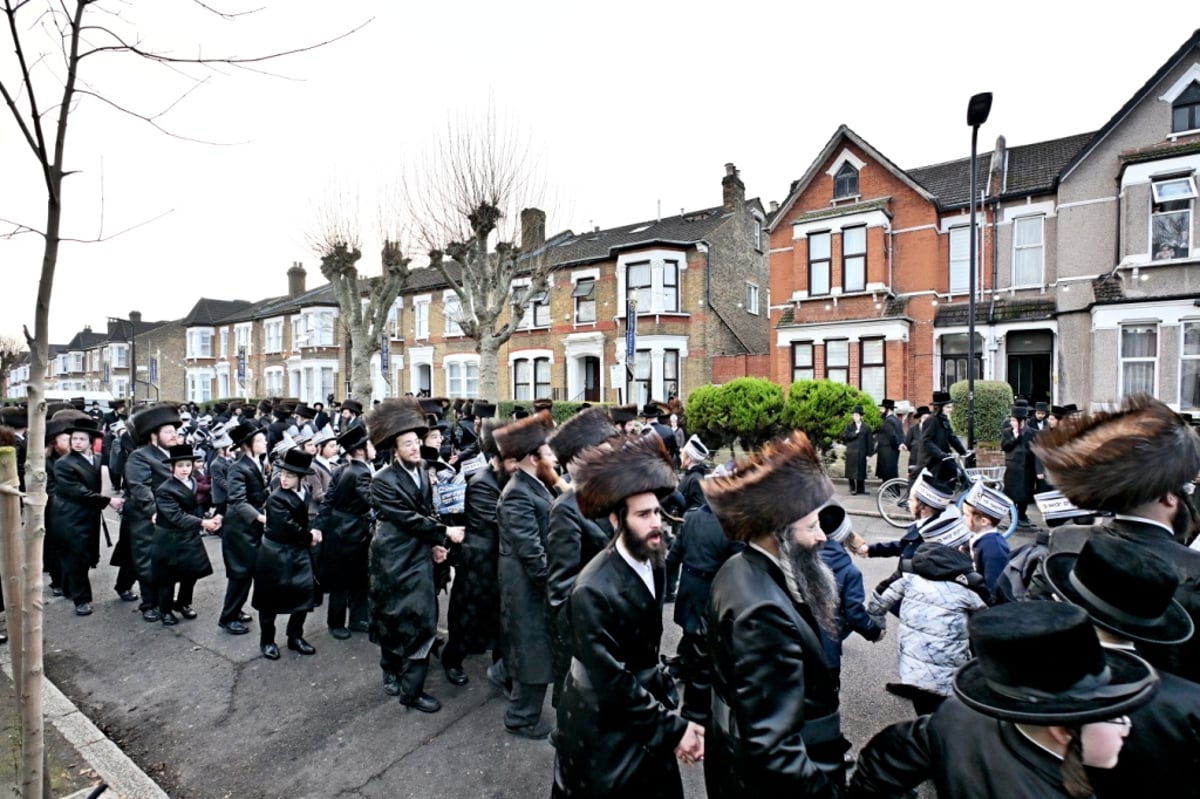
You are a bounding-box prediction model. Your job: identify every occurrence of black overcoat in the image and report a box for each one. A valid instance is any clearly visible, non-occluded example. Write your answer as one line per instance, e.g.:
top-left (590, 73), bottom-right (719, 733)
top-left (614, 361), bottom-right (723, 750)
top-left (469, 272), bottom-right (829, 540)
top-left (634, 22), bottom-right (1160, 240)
top-left (368, 461), bottom-right (446, 660)
top-left (209, 455), bottom-right (230, 507)
top-left (875, 414), bottom-right (904, 480)
top-left (676, 464), bottom-right (709, 512)
top-left (152, 476), bottom-right (214, 583)
top-left (314, 459), bottom-right (373, 592)
top-left (841, 421), bottom-right (874, 481)
top-left (1000, 422), bottom-right (1037, 505)
top-left (446, 465), bottom-right (503, 656)
top-left (497, 468), bottom-right (554, 685)
top-left (904, 421), bottom-right (923, 478)
top-left (919, 411), bottom-right (965, 473)
top-left (112, 444), bottom-right (170, 581)
top-left (553, 546), bottom-right (688, 798)
top-left (52, 452), bottom-right (109, 572)
top-left (252, 487), bottom-right (315, 614)
top-left (222, 454), bottom-right (268, 580)
top-left (665, 505), bottom-right (742, 635)
top-left (704, 547), bottom-right (846, 797)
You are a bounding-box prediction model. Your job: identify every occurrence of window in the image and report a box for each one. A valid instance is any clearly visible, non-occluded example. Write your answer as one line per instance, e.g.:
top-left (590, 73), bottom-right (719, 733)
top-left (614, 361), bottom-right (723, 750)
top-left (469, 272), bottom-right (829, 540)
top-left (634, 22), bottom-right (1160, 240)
top-left (1151, 177), bottom-right (1196, 260)
top-left (219, 328), bottom-right (229, 358)
top-left (792, 342), bottom-right (814, 382)
top-left (860, 338), bottom-right (885, 401)
top-left (941, 333), bottom-right (983, 387)
top-left (949, 226), bottom-right (971, 294)
top-left (321, 367), bottom-right (336, 403)
top-left (69, 352), bottom-right (83, 372)
top-left (626, 260), bottom-right (680, 313)
top-left (187, 329), bottom-right (212, 359)
top-left (1012, 216), bottom-right (1044, 285)
top-left (1173, 81), bottom-right (1200, 133)
top-left (1182, 321), bottom-right (1200, 410)
top-left (834, 162), bottom-right (859, 199)
top-left (754, 217), bottom-right (763, 251)
top-left (630, 350), bottom-right (652, 406)
top-left (1120, 324), bottom-right (1157, 396)
top-left (843, 226), bottom-right (866, 292)
top-left (291, 317), bottom-right (303, 349)
top-left (265, 369), bottom-right (284, 396)
top-left (628, 262), bottom-right (652, 311)
top-left (312, 312), bottom-right (335, 347)
top-left (446, 359), bottom-right (480, 398)
top-left (746, 283), bottom-right (760, 315)
top-left (514, 286), bottom-right (551, 328)
top-left (386, 301), bottom-right (403, 340)
top-left (444, 295), bottom-right (463, 337)
top-left (264, 321), bottom-right (282, 353)
top-left (573, 278), bottom-right (597, 323)
top-left (825, 339), bottom-right (849, 383)
top-left (110, 344), bottom-right (128, 368)
top-left (187, 374), bottom-right (212, 403)
top-left (512, 356), bottom-right (550, 401)
top-left (663, 349), bottom-right (680, 400)
top-left (414, 300), bottom-right (430, 339)
top-left (808, 232), bottom-right (831, 296)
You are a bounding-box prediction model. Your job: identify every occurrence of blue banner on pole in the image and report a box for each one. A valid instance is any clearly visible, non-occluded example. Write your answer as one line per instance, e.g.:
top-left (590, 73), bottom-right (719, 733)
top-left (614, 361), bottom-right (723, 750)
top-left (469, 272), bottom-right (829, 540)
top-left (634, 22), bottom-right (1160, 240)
top-left (625, 306), bottom-right (637, 367)
top-left (103, 363), bottom-right (109, 384)
top-left (149, 356), bottom-right (158, 384)
top-left (380, 336), bottom-right (390, 372)
top-left (237, 348), bottom-right (246, 384)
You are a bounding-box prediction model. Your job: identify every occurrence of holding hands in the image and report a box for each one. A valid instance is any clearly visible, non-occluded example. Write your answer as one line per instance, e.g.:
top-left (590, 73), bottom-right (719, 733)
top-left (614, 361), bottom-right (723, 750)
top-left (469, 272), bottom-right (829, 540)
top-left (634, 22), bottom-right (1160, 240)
top-left (675, 721), bottom-right (705, 765)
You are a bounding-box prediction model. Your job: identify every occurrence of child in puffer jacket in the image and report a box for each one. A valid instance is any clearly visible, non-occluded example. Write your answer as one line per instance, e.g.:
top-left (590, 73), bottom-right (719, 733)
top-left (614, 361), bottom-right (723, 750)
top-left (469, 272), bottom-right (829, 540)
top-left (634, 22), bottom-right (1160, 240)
top-left (867, 512), bottom-right (990, 716)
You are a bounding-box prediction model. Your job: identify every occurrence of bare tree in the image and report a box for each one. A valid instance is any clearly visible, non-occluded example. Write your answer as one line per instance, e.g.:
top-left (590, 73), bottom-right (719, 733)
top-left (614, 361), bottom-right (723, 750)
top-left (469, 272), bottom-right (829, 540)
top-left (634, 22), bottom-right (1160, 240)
top-left (0, 4), bottom-right (363, 795)
top-left (0, 335), bottom-right (23, 398)
top-left (408, 108), bottom-right (557, 402)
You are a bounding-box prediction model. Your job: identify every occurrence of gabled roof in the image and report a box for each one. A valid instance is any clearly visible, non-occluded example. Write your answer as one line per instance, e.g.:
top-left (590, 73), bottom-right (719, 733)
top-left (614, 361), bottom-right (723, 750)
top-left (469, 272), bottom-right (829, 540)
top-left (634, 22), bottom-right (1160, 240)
top-left (541, 205), bottom-right (732, 266)
top-left (65, 328), bottom-right (106, 351)
top-left (183, 298), bottom-right (253, 327)
top-left (768, 125), bottom-right (937, 232)
top-left (1061, 28), bottom-right (1200, 181)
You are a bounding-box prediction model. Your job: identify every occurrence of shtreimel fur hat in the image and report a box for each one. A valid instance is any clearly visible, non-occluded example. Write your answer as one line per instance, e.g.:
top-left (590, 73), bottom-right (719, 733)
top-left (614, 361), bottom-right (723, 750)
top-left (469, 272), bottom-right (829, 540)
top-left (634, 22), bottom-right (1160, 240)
top-left (702, 431), bottom-right (835, 542)
top-left (574, 434), bottom-right (678, 518)
top-left (610, 404), bottom-right (637, 425)
top-left (493, 410), bottom-right (554, 460)
top-left (550, 407), bottom-right (617, 466)
top-left (365, 398), bottom-right (428, 449)
top-left (1031, 393), bottom-right (1200, 512)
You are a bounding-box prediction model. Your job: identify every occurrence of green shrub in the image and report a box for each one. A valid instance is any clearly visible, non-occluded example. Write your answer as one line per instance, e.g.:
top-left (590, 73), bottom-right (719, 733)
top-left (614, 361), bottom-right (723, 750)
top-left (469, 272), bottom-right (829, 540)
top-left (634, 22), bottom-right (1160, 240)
top-left (948, 380), bottom-right (1013, 446)
top-left (496, 400), bottom-right (599, 426)
top-left (720, 377), bottom-right (786, 451)
top-left (683, 384), bottom-right (732, 452)
top-left (782, 380), bottom-right (883, 453)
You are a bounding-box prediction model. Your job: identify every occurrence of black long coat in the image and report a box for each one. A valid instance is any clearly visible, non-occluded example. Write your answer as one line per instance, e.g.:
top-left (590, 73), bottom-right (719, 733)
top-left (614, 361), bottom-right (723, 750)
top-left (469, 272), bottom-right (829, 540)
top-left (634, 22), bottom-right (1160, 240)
top-left (314, 459), bottom-right (373, 592)
top-left (919, 411), bottom-right (965, 473)
top-left (252, 487), bottom-right (316, 615)
top-left (446, 465), bottom-right (503, 656)
top-left (841, 421), bottom-right (874, 482)
top-left (705, 547), bottom-right (846, 798)
top-left (112, 445), bottom-right (170, 581)
top-left (676, 464), bottom-right (709, 513)
top-left (52, 452), bottom-right (110, 573)
top-left (152, 476), bottom-right (213, 583)
top-left (665, 506), bottom-right (743, 636)
top-left (553, 546), bottom-right (688, 798)
top-left (209, 454), bottom-right (231, 507)
top-left (904, 421), bottom-right (924, 478)
top-left (222, 454), bottom-right (268, 581)
top-left (497, 468), bottom-right (554, 685)
top-left (875, 413), bottom-right (904, 480)
top-left (1000, 422), bottom-right (1037, 505)
top-left (368, 461), bottom-right (446, 660)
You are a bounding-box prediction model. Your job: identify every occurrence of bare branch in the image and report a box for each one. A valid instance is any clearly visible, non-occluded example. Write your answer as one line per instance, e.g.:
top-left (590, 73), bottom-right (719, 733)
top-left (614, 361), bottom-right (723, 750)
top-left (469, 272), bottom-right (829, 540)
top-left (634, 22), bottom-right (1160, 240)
top-left (189, 0), bottom-right (264, 19)
top-left (72, 87), bottom-right (243, 144)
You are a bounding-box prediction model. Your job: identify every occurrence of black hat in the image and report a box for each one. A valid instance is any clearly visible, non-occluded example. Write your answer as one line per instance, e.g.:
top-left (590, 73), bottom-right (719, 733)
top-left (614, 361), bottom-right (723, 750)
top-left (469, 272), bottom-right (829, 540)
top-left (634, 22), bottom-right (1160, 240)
top-left (277, 449), bottom-right (314, 476)
top-left (419, 397), bottom-right (446, 418)
top-left (166, 444), bottom-right (199, 463)
top-left (65, 417), bottom-right (103, 438)
top-left (228, 420), bottom-right (262, 449)
top-left (1061, 403), bottom-right (1080, 416)
top-left (818, 504), bottom-right (852, 543)
top-left (1044, 537), bottom-right (1193, 645)
top-left (512, 405), bottom-right (529, 420)
top-left (365, 398), bottom-right (428, 449)
top-left (880, 398), bottom-right (895, 410)
top-left (1035, 402), bottom-right (1049, 413)
top-left (639, 403), bottom-right (662, 419)
top-left (550, 407), bottom-right (617, 465)
top-left (493, 410), bottom-right (554, 460)
top-left (852, 405), bottom-right (864, 415)
top-left (1010, 405), bottom-right (1029, 419)
top-left (611, 404), bottom-right (637, 425)
top-left (1050, 405), bottom-right (1066, 418)
top-left (953, 602), bottom-right (1158, 725)
top-left (293, 403), bottom-right (316, 420)
top-left (129, 403), bottom-right (181, 446)
top-left (336, 424), bottom-right (369, 454)
top-left (932, 391), bottom-right (952, 406)
top-left (473, 400), bottom-right (497, 419)
top-left (574, 434), bottom-right (678, 518)
top-left (341, 399), bottom-right (364, 415)
top-left (914, 405), bottom-right (930, 417)
top-left (0, 407), bottom-right (26, 429)
top-left (46, 409), bottom-right (90, 444)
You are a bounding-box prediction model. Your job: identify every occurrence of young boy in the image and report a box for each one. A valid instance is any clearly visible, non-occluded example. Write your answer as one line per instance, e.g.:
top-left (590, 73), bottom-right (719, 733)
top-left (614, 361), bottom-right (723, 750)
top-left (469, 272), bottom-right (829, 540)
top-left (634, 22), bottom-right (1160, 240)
top-left (817, 504), bottom-right (883, 692)
top-left (154, 445), bottom-right (220, 625)
top-left (960, 481), bottom-right (1012, 597)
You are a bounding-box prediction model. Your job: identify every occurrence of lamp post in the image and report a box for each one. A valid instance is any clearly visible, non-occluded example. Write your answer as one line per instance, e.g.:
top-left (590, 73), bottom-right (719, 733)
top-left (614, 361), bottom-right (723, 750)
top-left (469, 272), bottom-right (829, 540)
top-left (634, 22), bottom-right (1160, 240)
top-left (966, 91), bottom-right (992, 460)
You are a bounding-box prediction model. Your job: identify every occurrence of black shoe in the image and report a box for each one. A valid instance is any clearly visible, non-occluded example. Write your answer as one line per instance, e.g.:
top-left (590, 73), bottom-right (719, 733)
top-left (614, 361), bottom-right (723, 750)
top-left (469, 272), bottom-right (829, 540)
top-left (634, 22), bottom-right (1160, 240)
top-left (219, 620), bottom-right (250, 636)
top-left (505, 720), bottom-right (552, 740)
top-left (287, 637), bottom-right (316, 655)
top-left (141, 608), bottom-right (161, 623)
top-left (50, 586), bottom-right (63, 597)
top-left (329, 627), bottom-right (351, 640)
top-left (444, 666), bottom-right (468, 686)
top-left (383, 672), bottom-right (401, 697)
top-left (161, 612), bottom-right (179, 627)
top-left (349, 620), bottom-right (370, 634)
top-left (174, 605), bottom-right (198, 620)
top-left (400, 693), bottom-right (442, 713)
top-left (116, 590), bottom-right (138, 602)
top-left (236, 612), bottom-right (252, 624)
top-left (261, 643), bottom-right (280, 660)
top-left (75, 603), bottom-right (93, 616)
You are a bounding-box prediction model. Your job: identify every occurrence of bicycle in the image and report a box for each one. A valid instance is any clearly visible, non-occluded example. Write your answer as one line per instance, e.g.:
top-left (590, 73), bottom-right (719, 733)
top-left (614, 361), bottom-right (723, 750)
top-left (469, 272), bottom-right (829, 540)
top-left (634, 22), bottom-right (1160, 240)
top-left (876, 453), bottom-right (1019, 538)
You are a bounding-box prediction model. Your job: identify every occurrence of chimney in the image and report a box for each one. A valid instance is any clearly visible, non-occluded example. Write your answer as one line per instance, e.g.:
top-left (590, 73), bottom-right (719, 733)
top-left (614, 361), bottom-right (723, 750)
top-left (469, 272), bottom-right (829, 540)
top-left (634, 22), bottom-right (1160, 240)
top-left (520, 208), bottom-right (546, 251)
top-left (288, 262), bottom-right (307, 298)
top-left (988, 135), bottom-right (1007, 195)
top-left (129, 311), bottom-right (142, 324)
top-left (769, 200), bottom-right (779, 213)
top-left (722, 162), bottom-right (745, 212)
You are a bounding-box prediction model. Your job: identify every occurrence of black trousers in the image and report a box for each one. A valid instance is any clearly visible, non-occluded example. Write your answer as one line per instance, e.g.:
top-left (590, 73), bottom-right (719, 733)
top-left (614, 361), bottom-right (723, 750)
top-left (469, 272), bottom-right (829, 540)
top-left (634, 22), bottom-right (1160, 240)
top-left (380, 651), bottom-right (431, 700)
top-left (259, 611), bottom-right (307, 644)
top-left (325, 588), bottom-right (368, 630)
top-left (220, 576), bottom-right (252, 624)
top-left (113, 562), bottom-right (137, 594)
top-left (158, 579), bottom-right (196, 615)
top-left (63, 555), bottom-right (93, 606)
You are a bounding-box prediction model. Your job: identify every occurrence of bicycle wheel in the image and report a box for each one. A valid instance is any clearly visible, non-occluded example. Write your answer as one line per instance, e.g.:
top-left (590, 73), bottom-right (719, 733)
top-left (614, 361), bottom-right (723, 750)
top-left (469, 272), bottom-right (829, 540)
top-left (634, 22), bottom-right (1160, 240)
top-left (877, 478), bottom-right (915, 529)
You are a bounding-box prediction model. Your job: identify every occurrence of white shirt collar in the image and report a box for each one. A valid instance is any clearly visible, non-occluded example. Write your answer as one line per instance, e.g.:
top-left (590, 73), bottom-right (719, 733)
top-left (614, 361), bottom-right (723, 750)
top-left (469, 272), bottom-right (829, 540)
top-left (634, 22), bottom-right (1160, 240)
top-left (1014, 725), bottom-right (1064, 762)
top-left (1113, 514), bottom-right (1175, 536)
top-left (615, 535), bottom-right (655, 599)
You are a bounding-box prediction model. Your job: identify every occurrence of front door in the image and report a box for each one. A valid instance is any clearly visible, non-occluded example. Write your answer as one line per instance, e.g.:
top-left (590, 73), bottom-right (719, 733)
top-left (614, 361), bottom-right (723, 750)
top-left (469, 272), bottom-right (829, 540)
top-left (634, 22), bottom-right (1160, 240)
top-left (583, 356), bottom-right (600, 402)
top-left (1006, 330), bottom-right (1053, 403)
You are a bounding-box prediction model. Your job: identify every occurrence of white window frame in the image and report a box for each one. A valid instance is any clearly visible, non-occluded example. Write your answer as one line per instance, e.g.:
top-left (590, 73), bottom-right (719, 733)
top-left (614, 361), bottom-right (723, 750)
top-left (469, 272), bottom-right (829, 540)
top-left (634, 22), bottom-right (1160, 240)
top-left (413, 295), bottom-right (431, 340)
top-left (860, 338), bottom-right (886, 401)
top-left (1151, 176), bottom-right (1196, 261)
top-left (949, 226), bottom-right (971, 294)
top-left (443, 291), bottom-right (463, 337)
top-left (1181, 320), bottom-right (1200, 410)
top-left (842, 225), bottom-right (866, 293)
top-left (791, 342), bottom-right (814, 382)
top-left (1119, 323), bottom-right (1159, 397)
top-left (109, 343), bottom-right (128, 368)
top-left (571, 269), bottom-right (600, 325)
top-left (264, 319), bottom-right (284, 354)
top-left (219, 328), bottom-right (229, 358)
top-left (509, 348), bottom-right (554, 402)
top-left (808, 231), bottom-right (831, 296)
top-left (234, 323), bottom-right (253, 356)
top-left (387, 299), bottom-right (404, 340)
top-left (187, 328), bottom-right (214, 359)
top-left (1011, 215), bottom-right (1045, 287)
top-left (746, 283), bottom-right (760, 315)
top-left (264, 366), bottom-right (285, 397)
top-left (615, 250), bottom-right (688, 317)
top-left (512, 279), bottom-right (551, 329)
top-left (443, 354), bottom-right (480, 399)
top-left (825, 339), bottom-right (849, 384)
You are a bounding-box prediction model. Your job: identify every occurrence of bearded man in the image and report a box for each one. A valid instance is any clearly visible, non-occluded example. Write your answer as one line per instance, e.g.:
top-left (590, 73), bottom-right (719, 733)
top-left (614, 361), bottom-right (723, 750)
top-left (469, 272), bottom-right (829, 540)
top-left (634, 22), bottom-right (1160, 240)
top-left (552, 434), bottom-right (703, 799)
top-left (702, 431), bottom-right (849, 797)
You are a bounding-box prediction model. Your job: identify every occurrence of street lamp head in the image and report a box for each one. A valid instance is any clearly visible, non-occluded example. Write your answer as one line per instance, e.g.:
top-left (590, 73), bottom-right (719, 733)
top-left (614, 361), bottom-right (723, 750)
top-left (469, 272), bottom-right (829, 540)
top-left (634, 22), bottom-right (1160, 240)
top-left (967, 92), bottom-right (993, 127)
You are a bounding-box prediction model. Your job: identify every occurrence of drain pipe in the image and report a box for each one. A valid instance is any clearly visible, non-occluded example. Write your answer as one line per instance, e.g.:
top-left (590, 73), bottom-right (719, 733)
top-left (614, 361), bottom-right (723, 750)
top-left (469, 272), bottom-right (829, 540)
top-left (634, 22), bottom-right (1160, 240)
top-left (699, 239), bottom-right (753, 355)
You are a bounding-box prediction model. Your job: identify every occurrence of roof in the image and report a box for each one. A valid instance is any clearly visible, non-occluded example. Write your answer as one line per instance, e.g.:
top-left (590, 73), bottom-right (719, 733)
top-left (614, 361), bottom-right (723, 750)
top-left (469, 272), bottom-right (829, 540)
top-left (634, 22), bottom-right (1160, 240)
top-left (795, 197), bottom-right (891, 225)
top-left (1002, 132), bottom-right (1095, 196)
top-left (65, 328), bottom-right (107, 351)
top-left (183, 298), bottom-right (253, 327)
top-left (540, 206), bottom-right (731, 266)
top-left (932, 298), bottom-right (1056, 327)
top-left (775, 294), bottom-right (909, 328)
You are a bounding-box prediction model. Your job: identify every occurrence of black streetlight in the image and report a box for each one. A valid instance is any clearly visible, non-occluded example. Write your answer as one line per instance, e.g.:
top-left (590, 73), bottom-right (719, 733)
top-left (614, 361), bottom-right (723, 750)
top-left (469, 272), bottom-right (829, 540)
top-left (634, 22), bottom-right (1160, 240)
top-left (966, 91), bottom-right (992, 460)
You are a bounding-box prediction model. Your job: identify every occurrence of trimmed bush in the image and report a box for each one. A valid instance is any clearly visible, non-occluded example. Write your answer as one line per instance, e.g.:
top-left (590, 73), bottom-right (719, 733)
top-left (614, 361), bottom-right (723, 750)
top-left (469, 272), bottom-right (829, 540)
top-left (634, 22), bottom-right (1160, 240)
top-left (720, 377), bottom-right (786, 451)
top-left (948, 380), bottom-right (1013, 446)
top-left (782, 380), bottom-right (883, 453)
top-left (683, 384), bottom-right (732, 452)
top-left (497, 400), bottom-right (600, 426)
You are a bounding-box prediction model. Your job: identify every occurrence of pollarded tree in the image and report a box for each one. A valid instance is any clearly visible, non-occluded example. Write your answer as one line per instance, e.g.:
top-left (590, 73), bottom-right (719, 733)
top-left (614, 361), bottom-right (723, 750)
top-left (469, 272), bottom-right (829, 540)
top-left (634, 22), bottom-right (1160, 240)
top-left (0, 335), bottom-right (23, 399)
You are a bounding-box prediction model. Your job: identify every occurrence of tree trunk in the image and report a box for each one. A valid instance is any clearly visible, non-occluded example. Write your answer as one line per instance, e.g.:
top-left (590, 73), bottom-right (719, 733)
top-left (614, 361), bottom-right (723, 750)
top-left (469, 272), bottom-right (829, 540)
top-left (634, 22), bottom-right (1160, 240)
top-left (350, 331), bottom-right (375, 407)
top-left (477, 333), bottom-right (502, 402)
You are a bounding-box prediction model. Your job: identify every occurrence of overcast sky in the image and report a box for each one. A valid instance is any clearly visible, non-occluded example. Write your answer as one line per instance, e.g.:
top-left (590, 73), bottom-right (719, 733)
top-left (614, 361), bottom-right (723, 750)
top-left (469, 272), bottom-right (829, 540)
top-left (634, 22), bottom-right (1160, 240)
top-left (3, 1), bottom-right (1199, 344)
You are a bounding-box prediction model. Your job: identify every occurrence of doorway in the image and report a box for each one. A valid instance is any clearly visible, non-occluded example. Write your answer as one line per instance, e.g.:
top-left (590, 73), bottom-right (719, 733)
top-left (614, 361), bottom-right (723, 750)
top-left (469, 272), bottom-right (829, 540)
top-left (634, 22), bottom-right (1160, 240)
top-left (1006, 330), bottom-right (1053, 403)
top-left (583, 356), bottom-right (600, 402)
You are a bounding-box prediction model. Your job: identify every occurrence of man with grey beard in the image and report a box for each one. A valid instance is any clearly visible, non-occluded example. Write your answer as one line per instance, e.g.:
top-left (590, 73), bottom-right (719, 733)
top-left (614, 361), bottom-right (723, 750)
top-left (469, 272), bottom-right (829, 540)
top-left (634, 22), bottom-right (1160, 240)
top-left (702, 431), bottom-right (849, 798)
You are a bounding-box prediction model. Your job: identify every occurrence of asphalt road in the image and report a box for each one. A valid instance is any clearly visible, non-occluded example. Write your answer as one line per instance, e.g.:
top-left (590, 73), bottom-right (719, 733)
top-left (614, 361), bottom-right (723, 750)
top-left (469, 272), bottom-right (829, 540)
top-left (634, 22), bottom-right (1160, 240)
top-left (42, 505), bottom-right (934, 798)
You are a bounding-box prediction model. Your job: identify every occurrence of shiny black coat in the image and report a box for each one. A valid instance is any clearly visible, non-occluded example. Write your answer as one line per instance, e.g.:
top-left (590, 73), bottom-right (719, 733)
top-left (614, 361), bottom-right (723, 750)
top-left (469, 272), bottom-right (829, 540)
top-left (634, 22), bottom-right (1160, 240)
top-left (152, 476), bottom-right (213, 583)
top-left (447, 465), bottom-right (503, 656)
top-left (111, 445), bottom-right (170, 581)
top-left (665, 506), bottom-right (742, 635)
top-left (875, 414), bottom-right (904, 480)
top-left (52, 452), bottom-right (109, 571)
top-left (209, 454), bottom-right (231, 506)
top-left (919, 411), bottom-right (965, 473)
top-left (368, 461), bottom-right (445, 660)
top-left (677, 464), bottom-right (709, 513)
top-left (705, 547), bottom-right (845, 798)
top-left (553, 546), bottom-right (687, 797)
top-left (904, 422), bottom-right (923, 478)
top-left (498, 469), bottom-right (554, 684)
top-left (222, 454), bottom-right (268, 580)
top-left (314, 460), bottom-right (373, 592)
top-left (849, 697), bottom-right (1081, 798)
top-left (252, 487), bottom-right (315, 614)
top-left (841, 422), bottom-right (873, 481)
top-left (1000, 422), bottom-right (1037, 505)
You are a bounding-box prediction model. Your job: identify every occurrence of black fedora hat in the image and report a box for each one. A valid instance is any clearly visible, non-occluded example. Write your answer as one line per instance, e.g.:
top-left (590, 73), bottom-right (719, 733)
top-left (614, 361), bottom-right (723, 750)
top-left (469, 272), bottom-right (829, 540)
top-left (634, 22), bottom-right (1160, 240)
top-left (277, 449), bottom-right (314, 476)
top-left (65, 417), bottom-right (103, 438)
top-left (129, 403), bottom-right (182, 445)
top-left (1044, 537), bottom-right (1193, 646)
top-left (1011, 405), bottom-right (1029, 419)
top-left (932, 390), bottom-right (952, 406)
top-left (336, 424), bottom-right (369, 453)
top-left (953, 602), bottom-right (1158, 725)
top-left (228, 420), bottom-right (262, 449)
top-left (166, 444), bottom-right (200, 463)
top-left (340, 399), bottom-right (364, 415)
top-left (880, 398), bottom-right (895, 410)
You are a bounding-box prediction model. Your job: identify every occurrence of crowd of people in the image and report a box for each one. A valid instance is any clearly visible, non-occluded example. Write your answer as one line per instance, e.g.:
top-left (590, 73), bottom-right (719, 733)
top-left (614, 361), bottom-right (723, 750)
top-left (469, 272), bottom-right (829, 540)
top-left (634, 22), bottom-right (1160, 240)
top-left (2, 388), bottom-right (1200, 797)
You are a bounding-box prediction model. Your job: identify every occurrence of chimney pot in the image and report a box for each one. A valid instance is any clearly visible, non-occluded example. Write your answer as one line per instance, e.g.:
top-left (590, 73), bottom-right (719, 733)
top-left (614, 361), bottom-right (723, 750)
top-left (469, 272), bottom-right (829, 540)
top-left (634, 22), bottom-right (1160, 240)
top-left (521, 208), bottom-right (546, 250)
top-left (129, 311), bottom-right (142, 323)
top-left (725, 163), bottom-right (736, 176)
top-left (288, 263), bottom-right (307, 298)
top-left (722, 162), bottom-right (745, 212)
top-left (769, 200), bottom-right (779, 212)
